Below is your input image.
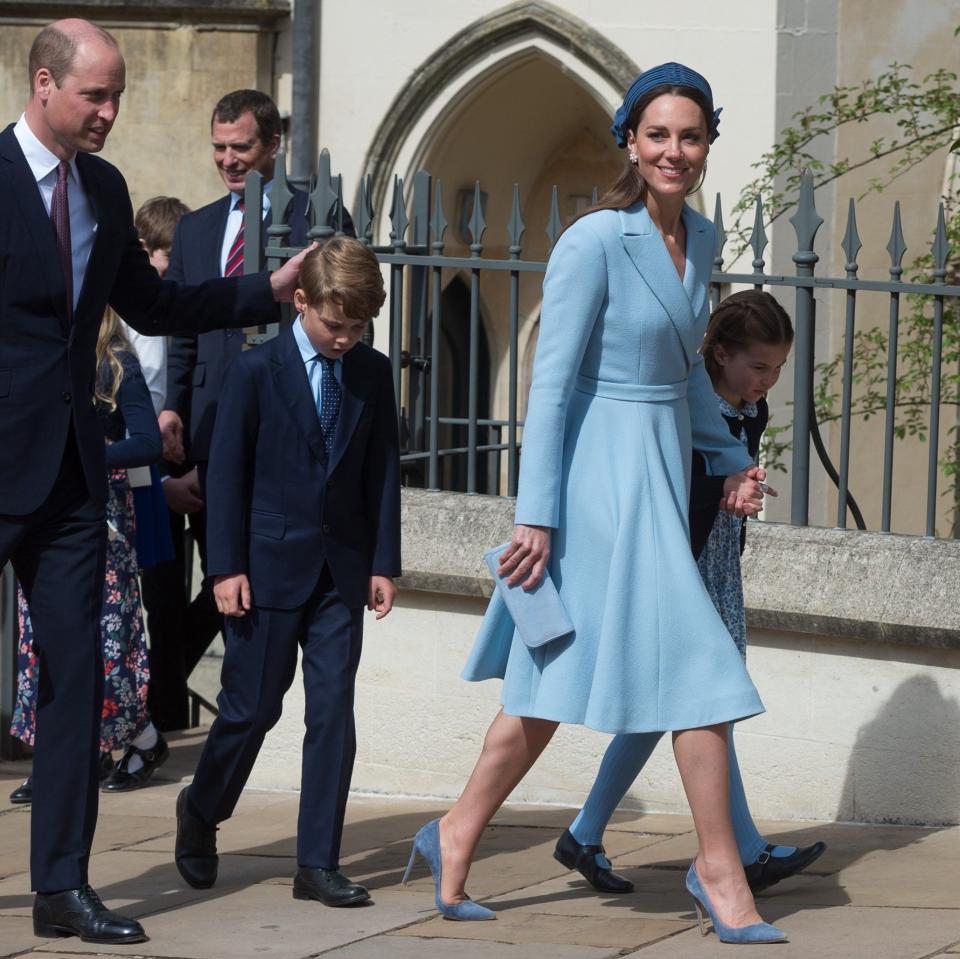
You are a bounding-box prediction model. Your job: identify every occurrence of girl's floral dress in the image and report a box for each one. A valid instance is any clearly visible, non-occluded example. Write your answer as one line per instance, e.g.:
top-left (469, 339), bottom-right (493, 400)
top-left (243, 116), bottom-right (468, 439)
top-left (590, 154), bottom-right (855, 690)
top-left (11, 353), bottom-right (155, 753)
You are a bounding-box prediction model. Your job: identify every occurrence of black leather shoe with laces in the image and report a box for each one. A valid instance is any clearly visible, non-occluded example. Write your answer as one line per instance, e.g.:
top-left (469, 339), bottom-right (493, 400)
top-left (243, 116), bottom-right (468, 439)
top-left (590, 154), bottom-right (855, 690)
top-left (175, 786), bottom-right (218, 888)
top-left (553, 828), bottom-right (634, 893)
top-left (9, 778), bottom-right (32, 804)
top-left (33, 885), bottom-right (147, 943)
top-left (293, 868), bottom-right (370, 907)
top-left (745, 842), bottom-right (827, 893)
top-left (102, 734), bottom-right (169, 792)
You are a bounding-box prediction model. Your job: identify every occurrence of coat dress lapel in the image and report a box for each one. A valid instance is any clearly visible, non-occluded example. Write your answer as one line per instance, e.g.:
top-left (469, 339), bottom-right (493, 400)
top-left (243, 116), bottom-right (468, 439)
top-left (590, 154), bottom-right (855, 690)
top-left (0, 127), bottom-right (69, 332)
top-left (618, 202), bottom-right (708, 369)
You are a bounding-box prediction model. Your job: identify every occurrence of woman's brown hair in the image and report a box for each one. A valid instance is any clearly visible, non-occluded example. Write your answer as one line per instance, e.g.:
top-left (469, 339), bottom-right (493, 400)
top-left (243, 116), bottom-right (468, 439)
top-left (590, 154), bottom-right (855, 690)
top-left (701, 290), bottom-right (794, 386)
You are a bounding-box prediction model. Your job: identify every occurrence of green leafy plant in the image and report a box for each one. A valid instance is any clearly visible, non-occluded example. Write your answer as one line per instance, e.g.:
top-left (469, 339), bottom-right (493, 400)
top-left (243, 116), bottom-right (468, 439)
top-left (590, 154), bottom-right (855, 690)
top-left (732, 56), bottom-right (959, 533)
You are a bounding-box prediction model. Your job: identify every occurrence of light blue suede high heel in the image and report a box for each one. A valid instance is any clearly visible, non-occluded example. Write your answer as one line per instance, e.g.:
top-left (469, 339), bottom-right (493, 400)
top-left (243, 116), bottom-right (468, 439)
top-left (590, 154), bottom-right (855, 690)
top-left (685, 862), bottom-right (787, 944)
top-left (402, 819), bottom-right (496, 921)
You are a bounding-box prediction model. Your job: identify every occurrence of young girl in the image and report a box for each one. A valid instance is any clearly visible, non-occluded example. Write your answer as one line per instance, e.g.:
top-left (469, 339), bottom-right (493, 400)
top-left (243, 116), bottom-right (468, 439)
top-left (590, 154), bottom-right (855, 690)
top-left (555, 289), bottom-right (826, 897)
top-left (9, 309), bottom-right (168, 803)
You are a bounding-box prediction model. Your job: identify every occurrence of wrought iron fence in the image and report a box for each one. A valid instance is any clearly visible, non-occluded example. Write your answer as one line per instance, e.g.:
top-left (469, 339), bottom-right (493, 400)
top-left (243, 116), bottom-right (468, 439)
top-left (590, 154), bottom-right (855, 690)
top-left (249, 151), bottom-right (960, 536)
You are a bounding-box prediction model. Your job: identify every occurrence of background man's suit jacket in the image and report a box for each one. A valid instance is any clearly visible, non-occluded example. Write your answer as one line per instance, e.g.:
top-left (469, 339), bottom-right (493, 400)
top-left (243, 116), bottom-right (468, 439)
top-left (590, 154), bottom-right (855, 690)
top-left (205, 324), bottom-right (401, 610)
top-left (0, 124), bottom-right (276, 514)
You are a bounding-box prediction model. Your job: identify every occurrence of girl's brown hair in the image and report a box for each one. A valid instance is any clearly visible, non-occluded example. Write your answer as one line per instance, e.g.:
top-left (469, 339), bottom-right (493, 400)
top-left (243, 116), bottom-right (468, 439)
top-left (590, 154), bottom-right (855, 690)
top-left (589, 83), bottom-right (713, 216)
top-left (701, 290), bottom-right (794, 385)
top-left (95, 308), bottom-right (134, 411)
top-left (297, 236), bottom-right (386, 321)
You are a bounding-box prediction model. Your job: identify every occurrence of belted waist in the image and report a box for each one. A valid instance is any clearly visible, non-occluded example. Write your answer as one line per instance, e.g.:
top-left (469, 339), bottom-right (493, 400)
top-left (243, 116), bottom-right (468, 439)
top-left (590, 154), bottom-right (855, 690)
top-left (574, 375), bottom-right (688, 402)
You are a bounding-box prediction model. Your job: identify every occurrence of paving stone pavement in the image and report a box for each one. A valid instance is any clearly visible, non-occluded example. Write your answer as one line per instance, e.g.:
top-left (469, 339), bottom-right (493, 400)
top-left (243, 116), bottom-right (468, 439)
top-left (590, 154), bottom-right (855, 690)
top-left (1, 732), bottom-right (957, 959)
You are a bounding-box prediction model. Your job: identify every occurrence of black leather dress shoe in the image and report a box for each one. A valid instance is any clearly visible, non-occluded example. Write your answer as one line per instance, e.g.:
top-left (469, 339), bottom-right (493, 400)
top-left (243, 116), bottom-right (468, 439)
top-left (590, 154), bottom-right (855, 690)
top-left (175, 786), bottom-right (218, 888)
top-left (745, 841), bottom-right (827, 893)
top-left (102, 734), bottom-right (169, 792)
top-left (293, 868), bottom-right (370, 907)
top-left (553, 828), bottom-right (634, 893)
top-left (33, 885), bottom-right (147, 943)
top-left (9, 777), bottom-right (32, 804)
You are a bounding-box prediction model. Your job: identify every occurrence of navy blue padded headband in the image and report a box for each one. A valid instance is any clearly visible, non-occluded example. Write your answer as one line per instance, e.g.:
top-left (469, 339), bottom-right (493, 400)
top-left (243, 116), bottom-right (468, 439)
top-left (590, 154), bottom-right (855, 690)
top-left (611, 61), bottom-right (722, 147)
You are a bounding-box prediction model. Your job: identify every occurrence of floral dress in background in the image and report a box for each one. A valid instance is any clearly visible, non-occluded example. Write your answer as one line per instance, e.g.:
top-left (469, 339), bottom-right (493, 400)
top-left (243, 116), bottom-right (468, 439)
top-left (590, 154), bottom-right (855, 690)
top-left (11, 466), bottom-right (151, 753)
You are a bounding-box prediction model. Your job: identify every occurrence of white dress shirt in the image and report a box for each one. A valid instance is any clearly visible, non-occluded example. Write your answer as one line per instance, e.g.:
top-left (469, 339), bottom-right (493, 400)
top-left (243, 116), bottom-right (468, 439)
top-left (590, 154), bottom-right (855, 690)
top-left (219, 181), bottom-right (273, 277)
top-left (120, 321), bottom-right (167, 416)
top-left (13, 114), bottom-right (97, 311)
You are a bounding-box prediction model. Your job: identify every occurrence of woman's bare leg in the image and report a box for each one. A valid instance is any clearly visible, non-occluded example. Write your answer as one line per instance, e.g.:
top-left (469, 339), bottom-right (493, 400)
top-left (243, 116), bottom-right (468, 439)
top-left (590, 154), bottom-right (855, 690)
top-left (438, 710), bottom-right (558, 904)
top-left (673, 724), bottom-right (763, 928)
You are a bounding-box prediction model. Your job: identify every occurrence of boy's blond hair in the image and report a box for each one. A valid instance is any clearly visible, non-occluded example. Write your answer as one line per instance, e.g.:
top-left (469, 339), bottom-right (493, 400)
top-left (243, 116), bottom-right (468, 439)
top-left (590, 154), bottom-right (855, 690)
top-left (135, 196), bottom-right (189, 253)
top-left (297, 236), bottom-right (385, 322)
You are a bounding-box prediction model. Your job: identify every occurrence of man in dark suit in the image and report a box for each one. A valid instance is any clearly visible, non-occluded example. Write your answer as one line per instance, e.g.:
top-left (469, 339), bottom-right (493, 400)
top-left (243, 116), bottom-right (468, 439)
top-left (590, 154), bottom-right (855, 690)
top-left (0, 20), bottom-right (308, 943)
top-left (145, 90), bottom-right (329, 732)
top-left (174, 237), bottom-right (401, 907)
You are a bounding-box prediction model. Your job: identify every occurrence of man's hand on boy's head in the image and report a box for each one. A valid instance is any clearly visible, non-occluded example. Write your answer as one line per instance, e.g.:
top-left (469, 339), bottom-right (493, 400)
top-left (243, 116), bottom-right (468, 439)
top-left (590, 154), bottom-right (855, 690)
top-left (368, 576), bottom-right (396, 620)
top-left (215, 573), bottom-right (251, 617)
top-left (270, 243), bottom-right (320, 302)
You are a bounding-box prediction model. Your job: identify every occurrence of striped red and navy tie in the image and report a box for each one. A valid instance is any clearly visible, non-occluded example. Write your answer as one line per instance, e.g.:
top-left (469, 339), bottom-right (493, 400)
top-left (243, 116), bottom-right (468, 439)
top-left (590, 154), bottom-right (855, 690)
top-left (223, 199), bottom-right (245, 277)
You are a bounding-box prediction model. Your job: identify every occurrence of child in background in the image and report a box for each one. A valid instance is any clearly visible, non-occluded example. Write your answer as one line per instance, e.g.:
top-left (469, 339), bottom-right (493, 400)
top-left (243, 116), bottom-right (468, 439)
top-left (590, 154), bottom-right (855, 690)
top-left (555, 290), bottom-right (827, 896)
top-left (9, 310), bottom-right (166, 802)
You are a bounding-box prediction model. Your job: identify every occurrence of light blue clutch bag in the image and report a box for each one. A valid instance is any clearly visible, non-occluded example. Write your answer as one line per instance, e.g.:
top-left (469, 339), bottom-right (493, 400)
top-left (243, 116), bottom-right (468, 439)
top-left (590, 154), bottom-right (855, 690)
top-left (483, 542), bottom-right (574, 648)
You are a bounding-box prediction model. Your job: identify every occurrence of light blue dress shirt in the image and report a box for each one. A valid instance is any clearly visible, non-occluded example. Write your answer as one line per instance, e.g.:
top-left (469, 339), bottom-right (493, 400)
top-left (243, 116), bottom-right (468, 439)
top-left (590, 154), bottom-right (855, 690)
top-left (293, 315), bottom-right (342, 418)
top-left (13, 114), bottom-right (96, 311)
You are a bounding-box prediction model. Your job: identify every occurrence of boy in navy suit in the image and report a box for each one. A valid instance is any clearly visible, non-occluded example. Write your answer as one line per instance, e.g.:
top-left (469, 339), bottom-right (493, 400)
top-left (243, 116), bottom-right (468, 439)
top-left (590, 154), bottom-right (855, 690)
top-left (175, 236), bottom-right (401, 907)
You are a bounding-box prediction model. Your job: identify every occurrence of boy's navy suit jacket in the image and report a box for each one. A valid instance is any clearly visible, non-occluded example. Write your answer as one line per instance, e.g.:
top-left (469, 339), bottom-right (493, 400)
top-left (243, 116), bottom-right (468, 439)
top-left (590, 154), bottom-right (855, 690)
top-left (205, 323), bottom-right (401, 610)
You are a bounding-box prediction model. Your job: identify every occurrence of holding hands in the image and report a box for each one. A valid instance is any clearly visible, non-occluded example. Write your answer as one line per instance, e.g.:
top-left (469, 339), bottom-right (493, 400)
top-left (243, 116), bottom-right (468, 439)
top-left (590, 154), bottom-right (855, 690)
top-left (497, 524), bottom-right (551, 590)
top-left (721, 465), bottom-right (777, 518)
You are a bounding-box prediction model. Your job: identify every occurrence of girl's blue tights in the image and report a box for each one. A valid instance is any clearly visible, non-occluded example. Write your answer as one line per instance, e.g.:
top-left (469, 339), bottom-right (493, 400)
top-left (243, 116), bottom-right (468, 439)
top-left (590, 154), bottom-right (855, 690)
top-left (569, 725), bottom-right (792, 865)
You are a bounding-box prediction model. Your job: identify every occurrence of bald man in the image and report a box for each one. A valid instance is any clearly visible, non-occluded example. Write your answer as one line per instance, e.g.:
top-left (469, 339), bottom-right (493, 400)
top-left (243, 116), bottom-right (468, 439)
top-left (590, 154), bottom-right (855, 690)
top-left (0, 19), bottom-right (309, 944)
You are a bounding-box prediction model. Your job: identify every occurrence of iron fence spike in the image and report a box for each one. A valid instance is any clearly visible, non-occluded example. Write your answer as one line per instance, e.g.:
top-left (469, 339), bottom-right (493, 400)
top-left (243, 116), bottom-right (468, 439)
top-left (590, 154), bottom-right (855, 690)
top-left (749, 195), bottom-right (768, 272)
top-left (507, 183), bottom-right (526, 255)
top-left (886, 201), bottom-right (907, 275)
top-left (356, 175), bottom-right (372, 245)
top-left (431, 180), bottom-right (448, 250)
top-left (546, 185), bottom-right (562, 249)
top-left (468, 180), bottom-right (486, 250)
top-left (713, 192), bottom-right (727, 268)
top-left (308, 148), bottom-right (337, 238)
top-left (932, 202), bottom-right (950, 279)
top-left (788, 172), bottom-right (824, 253)
top-left (841, 198), bottom-right (862, 276)
top-left (390, 175), bottom-right (409, 249)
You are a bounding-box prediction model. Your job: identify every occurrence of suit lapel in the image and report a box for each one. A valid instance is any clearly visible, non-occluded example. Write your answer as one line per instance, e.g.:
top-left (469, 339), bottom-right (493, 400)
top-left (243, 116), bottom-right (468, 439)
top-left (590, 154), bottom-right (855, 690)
top-left (618, 203), bottom-right (699, 368)
top-left (327, 347), bottom-right (370, 475)
top-left (272, 326), bottom-right (328, 464)
top-left (0, 127), bottom-right (68, 331)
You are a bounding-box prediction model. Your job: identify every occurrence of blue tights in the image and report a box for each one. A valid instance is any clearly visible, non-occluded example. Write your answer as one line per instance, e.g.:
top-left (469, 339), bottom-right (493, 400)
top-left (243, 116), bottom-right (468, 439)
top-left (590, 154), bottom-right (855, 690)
top-left (569, 725), bottom-right (793, 865)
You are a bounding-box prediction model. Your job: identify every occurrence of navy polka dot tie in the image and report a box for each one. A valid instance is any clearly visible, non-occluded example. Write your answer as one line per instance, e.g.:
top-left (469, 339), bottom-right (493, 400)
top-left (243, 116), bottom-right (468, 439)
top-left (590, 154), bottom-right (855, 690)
top-left (317, 355), bottom-right (341, 455)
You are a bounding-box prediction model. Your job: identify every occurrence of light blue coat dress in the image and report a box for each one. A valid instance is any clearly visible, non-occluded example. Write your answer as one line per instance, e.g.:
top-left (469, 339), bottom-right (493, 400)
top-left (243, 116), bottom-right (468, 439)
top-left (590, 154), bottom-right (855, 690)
top-left (462, 202), bottom-right (765, 734)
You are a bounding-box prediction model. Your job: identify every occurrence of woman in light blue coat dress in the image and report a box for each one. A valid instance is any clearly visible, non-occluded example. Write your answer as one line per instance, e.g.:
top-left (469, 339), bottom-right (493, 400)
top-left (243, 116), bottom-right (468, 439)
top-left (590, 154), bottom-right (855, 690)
top-left (404, 63), bottom-right (787, 944)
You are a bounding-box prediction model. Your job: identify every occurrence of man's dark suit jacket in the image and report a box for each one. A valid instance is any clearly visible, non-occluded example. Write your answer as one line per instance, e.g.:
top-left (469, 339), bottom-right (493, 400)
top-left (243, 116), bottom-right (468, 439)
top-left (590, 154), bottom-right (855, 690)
top-left (205, 324), bottom-right (401, 611)
top-left (0, 124), bottom-right (277, 515)
top-left (164, 190), bottom-right (311, 464)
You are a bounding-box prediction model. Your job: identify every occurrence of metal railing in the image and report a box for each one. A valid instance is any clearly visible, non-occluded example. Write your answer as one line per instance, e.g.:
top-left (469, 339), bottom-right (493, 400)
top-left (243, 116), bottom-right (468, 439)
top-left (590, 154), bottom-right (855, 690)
top-left (250, 152), bottom-right (959, 533)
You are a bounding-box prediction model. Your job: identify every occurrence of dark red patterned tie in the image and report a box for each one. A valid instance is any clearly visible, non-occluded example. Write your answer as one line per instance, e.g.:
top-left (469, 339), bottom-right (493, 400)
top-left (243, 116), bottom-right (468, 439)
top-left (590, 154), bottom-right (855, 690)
top-left (224, 199), bottom-right (245, 277)
top-left (51, 160), bottom-right (72, 320)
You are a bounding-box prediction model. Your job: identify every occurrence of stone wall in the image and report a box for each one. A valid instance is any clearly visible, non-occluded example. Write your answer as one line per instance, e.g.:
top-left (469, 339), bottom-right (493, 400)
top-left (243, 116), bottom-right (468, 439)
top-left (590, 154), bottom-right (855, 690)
top-left (248, 489), bottom-right (960, 826)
